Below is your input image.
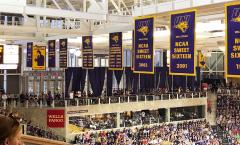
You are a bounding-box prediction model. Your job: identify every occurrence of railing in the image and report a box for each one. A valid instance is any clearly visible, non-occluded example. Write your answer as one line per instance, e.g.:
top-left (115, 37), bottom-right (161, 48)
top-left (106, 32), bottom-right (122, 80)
top-left (0, 92), bottom-right (207, 109)
top-left (21, 135), bottom-right (70, 145)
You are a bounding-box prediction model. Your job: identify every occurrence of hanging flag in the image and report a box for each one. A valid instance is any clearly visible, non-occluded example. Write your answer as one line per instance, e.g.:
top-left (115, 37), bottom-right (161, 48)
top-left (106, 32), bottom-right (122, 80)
top-left (170, 10), bottom-right (196, 76)
top-left (109, 32), bottom-right (123, 70)
top-left (198, 51), bottom-right (206, 69)
top-left (134, 16), bottom-right (154, 74)
top-left (226, 2), bottom-right (240, 78)
top-left (26, 42), bottom-right (33, 67)
top-left (82, 36), bottom-right (94, 69)
top-left (32, 46), bottom-right (46, 70)
top-left (0, 45), bottom-right (3, 64)
top-left (48, 40), bottom-right (56, 68)
top-left (59, 39), bottom-right (68, 68)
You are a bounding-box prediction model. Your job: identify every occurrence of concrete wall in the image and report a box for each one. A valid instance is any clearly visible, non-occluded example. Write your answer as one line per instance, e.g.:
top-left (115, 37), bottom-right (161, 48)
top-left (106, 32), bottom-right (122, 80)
top-left (66, 97), bottom-right (207, 116)
top-left (13, 107), bottom-right (66, 138)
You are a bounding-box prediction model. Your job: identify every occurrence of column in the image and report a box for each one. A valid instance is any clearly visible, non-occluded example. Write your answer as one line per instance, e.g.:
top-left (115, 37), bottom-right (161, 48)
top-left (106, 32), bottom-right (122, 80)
top-left (3, 70), bottom-right (7, 92)
top-left (166, 108), bottom-right (170, 122)
top-left (117, 112), bottom-right (120, 128)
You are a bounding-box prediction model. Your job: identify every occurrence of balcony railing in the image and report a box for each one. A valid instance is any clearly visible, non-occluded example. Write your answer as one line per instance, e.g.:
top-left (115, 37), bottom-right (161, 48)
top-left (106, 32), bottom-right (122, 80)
top-left (1, 92), bottom-right (207, 109)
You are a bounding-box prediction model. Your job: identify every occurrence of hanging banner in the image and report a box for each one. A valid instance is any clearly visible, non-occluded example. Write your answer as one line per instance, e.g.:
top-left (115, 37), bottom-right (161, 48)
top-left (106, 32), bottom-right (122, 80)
top-left (82, 36), bottom-right (93, 69)
top-left (109, 32), bottom-right (123, 70)
top-left (26, 42), bottom-right (33, 67)
top-left (0, 45), bottom-right (3, 64)
top-left (170, 10), bottom-right (196, 76)
top-left (226, 2), bottom-right (240, 78)
top-left (48, 40), bottom-right (56, 68)
top-left (32, 46), bottom-right (46, 70)
top-left (59, 39), bottom-right (68, 68)
top-left (134, 16), bottom-right (154, 74)
top-left (198, 51), bottom-right (206, 69)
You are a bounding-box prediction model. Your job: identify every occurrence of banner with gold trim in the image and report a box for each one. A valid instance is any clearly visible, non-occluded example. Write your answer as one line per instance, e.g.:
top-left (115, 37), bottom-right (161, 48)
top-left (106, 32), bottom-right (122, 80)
top-left (109, 32), bottom-right (123, 70)
top-left (32, 46), bottom-right (46, 70)
top-left (170, 10), bottom-right (196, 76)
top-left (226, 2), bottom-right (240, 78)
top-left (133, 16), bottom-right (154, 74)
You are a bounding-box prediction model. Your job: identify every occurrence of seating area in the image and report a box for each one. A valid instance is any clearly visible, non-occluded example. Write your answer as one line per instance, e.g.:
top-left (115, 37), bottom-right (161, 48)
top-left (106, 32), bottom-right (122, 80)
top-left (73, 120), bottom-right (220, 145)
top-left (216, 92), bottom-right (240, 144)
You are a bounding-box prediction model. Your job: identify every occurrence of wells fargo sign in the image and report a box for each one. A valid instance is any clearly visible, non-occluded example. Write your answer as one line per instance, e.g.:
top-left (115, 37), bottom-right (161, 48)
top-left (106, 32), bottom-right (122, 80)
top-left (47, 110), bottom-right (65, 128)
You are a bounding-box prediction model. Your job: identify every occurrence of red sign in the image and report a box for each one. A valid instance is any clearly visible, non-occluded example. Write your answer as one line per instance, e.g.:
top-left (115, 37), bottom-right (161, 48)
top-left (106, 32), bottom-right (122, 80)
top-left (47, 110), bottom-right (65, 128)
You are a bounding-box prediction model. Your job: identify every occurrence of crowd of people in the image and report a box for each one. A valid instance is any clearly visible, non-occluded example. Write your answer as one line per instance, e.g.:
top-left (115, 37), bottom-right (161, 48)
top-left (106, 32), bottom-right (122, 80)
top-left (73, 120), bottom-right (220, 145)
top-left (69, 114), bottom-right (117, 131)
top-left (216, 92), bottom-right (240, 144)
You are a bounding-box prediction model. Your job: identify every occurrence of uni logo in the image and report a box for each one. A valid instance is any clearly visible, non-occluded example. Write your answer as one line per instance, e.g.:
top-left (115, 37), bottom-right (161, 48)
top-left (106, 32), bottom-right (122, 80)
top-left (84, 38), bottom-right (91, 46)
top-left (50, 42), bottom-right (54, 47)
top-left (231, 8), bottom-right (240, 23)
top-left (61, 41), bottom-right (66, 46)
top-left (174, 15), bottom-right (190, 33)
top-left (111, 35), bottom-right (119, 43)
top-left (28, 44), bottom-right (32, 48)
top-left (137, 19), bottom-right (151, 36)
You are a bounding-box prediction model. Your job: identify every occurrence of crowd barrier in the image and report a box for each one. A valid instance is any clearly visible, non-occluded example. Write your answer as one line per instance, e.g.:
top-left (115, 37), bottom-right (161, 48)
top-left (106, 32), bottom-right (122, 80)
top-left (1, 92), bottom-right (207, 109)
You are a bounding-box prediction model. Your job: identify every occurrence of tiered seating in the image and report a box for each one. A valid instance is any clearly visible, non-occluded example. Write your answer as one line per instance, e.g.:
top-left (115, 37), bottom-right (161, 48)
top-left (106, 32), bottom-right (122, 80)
top-left (216, 90), bottom-right (240, 144)
top-left (73, 120), bottom-right (220, 145)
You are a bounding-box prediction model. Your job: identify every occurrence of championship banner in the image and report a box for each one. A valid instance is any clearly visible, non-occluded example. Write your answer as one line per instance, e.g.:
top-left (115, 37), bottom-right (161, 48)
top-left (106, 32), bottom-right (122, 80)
top-left (0, 45), bottom-right (3, 64)
top-left (109, 32), bottom-right (123, 70)
top-left (26, 42), bottom-right (33, 67)
top-left (134, 17), bottom-right (154, 74)
top-left (170, 10), bottom-right (196, 76)
top-left (32, 46), bottom-right (46, 70)
top-left (226, 2), bottom-right (240, 78)
top-left (47, 110), bottom-right (65, 128)
top-left (82, 36), bottom-right (93, 69)
top-left (59, 39), bottom-right (68, 68)
top-left (48, 40), bottom-right (56, 67)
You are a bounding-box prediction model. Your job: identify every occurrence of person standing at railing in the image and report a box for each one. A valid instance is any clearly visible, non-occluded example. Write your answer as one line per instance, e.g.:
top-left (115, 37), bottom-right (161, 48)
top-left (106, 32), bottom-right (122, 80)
top-left (0, 115), bottom-right (24, 145)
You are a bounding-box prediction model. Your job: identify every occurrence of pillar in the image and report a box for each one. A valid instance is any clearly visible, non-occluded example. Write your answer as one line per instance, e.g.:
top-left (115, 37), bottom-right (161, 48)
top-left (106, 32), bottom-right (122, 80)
top-left (117, 112), bottom-right (120, 128)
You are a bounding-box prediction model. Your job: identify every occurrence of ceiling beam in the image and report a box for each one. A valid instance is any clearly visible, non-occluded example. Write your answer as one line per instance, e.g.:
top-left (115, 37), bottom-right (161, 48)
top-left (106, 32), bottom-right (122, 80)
top-left (64, 0), bottom-right (76, 11)
top-left (51, 0), bottom-right (62, 10)
top-left (110, 0), bottom-right (121, 14)
top-left (0, 5), bottom-right (106, 21)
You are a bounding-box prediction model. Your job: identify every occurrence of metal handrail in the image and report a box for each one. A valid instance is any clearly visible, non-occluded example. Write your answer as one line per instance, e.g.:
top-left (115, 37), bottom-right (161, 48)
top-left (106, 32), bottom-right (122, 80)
top-left (0, 92), bottom-right (207, 109)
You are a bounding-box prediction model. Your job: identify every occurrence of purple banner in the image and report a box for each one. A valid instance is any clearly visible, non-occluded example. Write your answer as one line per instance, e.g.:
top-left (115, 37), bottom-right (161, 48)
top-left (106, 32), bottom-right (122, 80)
top-left (48, 40), bottom-right (56, 67)
top-left (170, 10), bottom-right (196, 76)
top-left (109, 32), bottom-right (123, 70)
top-left (134, 17), bottom-right (154, 74)
top-left (59, 39), bottom-right (68, 68)
top-left (226, 3), bottom-right (240, 77)
top-left (82, 36), bottom-right (93, 69)
top-left (27, 42), bottom-right (33, 67)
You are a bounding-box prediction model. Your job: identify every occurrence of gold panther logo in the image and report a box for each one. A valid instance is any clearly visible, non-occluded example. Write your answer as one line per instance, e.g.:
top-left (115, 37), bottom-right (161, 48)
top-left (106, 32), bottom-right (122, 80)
top-left (174, 15), bottom-right (190, 33)
top-left (50, 42), bottom-right (54, 47)
top-left (137, 26), bottom-right (149, 36)
top-left (231, 8), bottom-right (240, 23)
top-left (84, 38), bottom-right (91, 46)
top-left (111, 35), bottom-right (119, 43)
